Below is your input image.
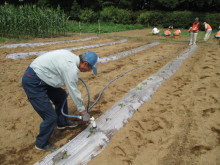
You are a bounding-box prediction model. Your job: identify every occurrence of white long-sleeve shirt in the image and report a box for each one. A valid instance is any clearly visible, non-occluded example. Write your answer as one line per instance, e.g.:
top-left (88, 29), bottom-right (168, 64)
top-left (30, 49), bottom-right (85, 112)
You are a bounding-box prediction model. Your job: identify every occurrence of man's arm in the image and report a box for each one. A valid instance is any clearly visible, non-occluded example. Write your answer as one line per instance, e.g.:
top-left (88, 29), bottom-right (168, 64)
top-left (61, 65), bottom-right (85, 112)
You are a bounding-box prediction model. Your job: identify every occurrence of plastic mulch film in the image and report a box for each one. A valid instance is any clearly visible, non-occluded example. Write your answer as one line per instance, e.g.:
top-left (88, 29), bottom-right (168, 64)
top-left (98, 42), bottom-right (160, 63)
top-left (6, 39), bottom-right (127, 59)
top-left (0, 37), bottom-right (98, 48)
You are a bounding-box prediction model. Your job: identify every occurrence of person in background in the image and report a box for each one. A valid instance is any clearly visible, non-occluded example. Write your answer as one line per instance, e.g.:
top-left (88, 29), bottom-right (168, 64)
top-left (168, 25), bottom-right (173, 30)
top-left (152, 27), bottom-right (160, 35)
top-left (173, 29), bottom-right (181, 36)
top-left (164, 29), bottom-right (171, 36)
top-left (189, 17), bottom-right (200, 45)
top-left (22, 49), bottom-right (99, 152)
top-left (203, 22), bottom-right (212, 41)
top-left (214, 30), bottom-right (220, 40)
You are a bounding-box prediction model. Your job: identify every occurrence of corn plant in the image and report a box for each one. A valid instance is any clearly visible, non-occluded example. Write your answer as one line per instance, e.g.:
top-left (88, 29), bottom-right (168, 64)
top-left (0, 4), bottom-right (68, 38)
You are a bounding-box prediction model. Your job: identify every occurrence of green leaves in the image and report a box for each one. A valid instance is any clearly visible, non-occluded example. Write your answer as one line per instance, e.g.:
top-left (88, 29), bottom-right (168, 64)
top-left (0, 4), bottom-right (68, 38)
top-left (79, 8), bottom-right (98, 23)
top-left (100, 7), bottom-right (132, 24)
top-left (137, 10), bottom-right (220, 29)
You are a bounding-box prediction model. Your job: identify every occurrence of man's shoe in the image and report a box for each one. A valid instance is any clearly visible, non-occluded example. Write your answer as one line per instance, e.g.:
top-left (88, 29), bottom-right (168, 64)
top-left (57, 120), bottom-right (78, 130)
top-left (35, 143), bottom-right (57, 152)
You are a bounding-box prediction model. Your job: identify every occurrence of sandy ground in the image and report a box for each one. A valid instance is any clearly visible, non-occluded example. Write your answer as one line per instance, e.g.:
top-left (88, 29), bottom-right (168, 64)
top-left (0, 29), bottom-right (219, 165)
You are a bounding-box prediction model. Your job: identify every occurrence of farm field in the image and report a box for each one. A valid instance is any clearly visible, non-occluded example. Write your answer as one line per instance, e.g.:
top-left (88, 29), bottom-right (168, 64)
top-left (0, 29), bottom-right (219, 165)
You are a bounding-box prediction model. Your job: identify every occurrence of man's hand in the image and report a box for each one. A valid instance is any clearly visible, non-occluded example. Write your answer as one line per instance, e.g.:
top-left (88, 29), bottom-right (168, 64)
top-left (81, 111), bottom-right (90, 122)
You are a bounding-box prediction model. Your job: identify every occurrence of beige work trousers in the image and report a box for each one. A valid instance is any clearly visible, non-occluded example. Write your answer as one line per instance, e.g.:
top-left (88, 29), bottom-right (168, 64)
top-left (204, 29), bottom-right (212, 41)
top-left (189, 32), bottom-right (198, 45)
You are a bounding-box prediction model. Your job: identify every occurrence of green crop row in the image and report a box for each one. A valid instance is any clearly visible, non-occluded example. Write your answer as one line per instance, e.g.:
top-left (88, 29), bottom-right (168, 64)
top-left (0, 4), bottom-right (68, 38)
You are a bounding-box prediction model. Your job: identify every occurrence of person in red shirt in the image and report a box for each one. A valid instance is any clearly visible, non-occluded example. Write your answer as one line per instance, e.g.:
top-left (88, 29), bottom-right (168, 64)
top-left (214, 30), bottom-right (220, 40)
top-left (189, 17), bottom-right (200, 45)
top-left (164, 29), bottom-right (171, 36)
top-left (173, 29), bottom-right (181, 36)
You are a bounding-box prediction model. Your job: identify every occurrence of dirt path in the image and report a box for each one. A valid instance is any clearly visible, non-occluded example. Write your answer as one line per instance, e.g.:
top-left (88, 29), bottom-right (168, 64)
top-left (0, 30), bottom-right (219, 165)
top-left (89, 34), bottom-right (220, 165)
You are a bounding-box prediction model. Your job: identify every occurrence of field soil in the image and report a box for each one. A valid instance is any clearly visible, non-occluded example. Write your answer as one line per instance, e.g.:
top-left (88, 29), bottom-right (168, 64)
top-left (0, 29), bottom-right (219, 165)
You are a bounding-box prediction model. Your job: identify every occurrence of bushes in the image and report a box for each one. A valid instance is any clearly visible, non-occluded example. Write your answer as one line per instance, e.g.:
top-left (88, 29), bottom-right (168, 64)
top-left (166, 11), bottom-right (193, 29)
top-left (75, 8), bottom-right (220, 30)
top-left (137, 11), bottom-right (220, 30)
top-left (79, 7), bottom-right (136, 24)
top-left (72, 6), bottom-right (220, 30)
top-left (203, 13), bottom-right (220, 30)
top-left (79, 8), bottom-right (98, 23)
top-left (137, 11), bottom-right (171, 28)
top-left (137, 12), bottom-right (151, 26)
top-left (100, 7), bottom-right (132, 24)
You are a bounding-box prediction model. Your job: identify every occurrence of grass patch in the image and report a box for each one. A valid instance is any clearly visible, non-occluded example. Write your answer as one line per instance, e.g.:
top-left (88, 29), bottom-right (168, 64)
top-left (66, 21), bottom-right (145, 33)
top-left (0, 37), bottom-right (6, 43)
top-left (0, 36), bottom-right (32, 43)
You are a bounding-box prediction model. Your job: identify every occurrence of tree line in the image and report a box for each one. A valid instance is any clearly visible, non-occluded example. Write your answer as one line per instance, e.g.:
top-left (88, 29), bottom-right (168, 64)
top-left (1, 0), bottom-right (220, 13)
top-left (1, 0), bottom-right (219, 38)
